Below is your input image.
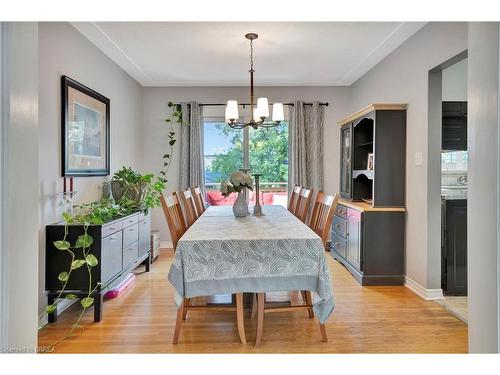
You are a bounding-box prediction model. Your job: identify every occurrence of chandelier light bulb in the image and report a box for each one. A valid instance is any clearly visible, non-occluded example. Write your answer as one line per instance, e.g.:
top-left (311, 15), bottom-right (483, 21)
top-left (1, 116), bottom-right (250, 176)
top-left (272, 103), bottom-right (284, 122)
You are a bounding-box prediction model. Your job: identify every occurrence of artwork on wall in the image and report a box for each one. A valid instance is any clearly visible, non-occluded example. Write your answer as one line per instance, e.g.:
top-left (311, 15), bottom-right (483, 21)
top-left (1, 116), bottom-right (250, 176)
top-left (61, 75), bottom-right (110, 176)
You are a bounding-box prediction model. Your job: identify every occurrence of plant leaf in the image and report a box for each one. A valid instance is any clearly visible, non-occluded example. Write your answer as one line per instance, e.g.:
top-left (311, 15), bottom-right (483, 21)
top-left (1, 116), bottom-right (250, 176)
top-left (46, 304), bottom-right (56, 313)
top-left (85, 254), bottom-right (98, 267)
top-left (53, 240), bottom-right (71, 250)
top-left (80, 297), bottom-right (94, 308)
top-left (75, 234), bottom-right (94, 248)
top-left (58, 271), bottom-right (69, 282)
top-left (65, 294), bottom-right (78, 300)
top-left (71, 259), bottom-right (86, 270)
top-left (169, 139), bottom-right (176, 146)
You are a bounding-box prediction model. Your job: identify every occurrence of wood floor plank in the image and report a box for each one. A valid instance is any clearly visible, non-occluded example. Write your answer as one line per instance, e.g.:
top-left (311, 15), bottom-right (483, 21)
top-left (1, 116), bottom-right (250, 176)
top-left (38, 249), bottom-right (468, 353)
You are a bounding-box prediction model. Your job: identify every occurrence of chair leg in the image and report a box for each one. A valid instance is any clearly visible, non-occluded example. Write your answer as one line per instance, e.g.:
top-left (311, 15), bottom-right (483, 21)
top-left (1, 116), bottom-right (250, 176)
top-left (235, 293), bottom-right (247, 344)
top-left (255, 293), bottom-right (265, 347)
top-left (172, 301), bottom-right (185, 344)
top-left (319, 323), bottom-right (328, 342)
top-left (250, 293), bottom-right (257, 318)
top-left (305, 291), bottom-right (315, 319)
top-left (182, 298), bottom-right (190, 320)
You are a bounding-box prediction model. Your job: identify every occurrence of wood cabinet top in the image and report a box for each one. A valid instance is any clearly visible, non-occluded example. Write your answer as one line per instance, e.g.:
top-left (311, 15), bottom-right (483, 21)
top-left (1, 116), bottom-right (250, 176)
top-left (338, 103), bottom-right (408, 126)
top-left (338, 199), bottom-right (406, 212)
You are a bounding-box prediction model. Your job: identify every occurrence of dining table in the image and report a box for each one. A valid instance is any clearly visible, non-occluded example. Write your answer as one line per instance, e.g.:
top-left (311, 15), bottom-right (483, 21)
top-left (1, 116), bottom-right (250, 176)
top-left (167, 204), bottom-right (335, 344)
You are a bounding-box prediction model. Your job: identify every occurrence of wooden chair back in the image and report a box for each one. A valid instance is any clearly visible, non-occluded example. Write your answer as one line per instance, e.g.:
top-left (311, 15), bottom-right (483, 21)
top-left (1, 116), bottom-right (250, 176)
top-left (295, 188), bottom-right (313, 223)
top-left (288, 185), bottom-right (302, 214)
top-left (190, 185), bottom-right (207, 215)
top-left (160, 193), bottom-right (187, 251)
top-left (309, 192), bottom-right (340, 247)
top-left (180, 189), bottom-right (199, 227)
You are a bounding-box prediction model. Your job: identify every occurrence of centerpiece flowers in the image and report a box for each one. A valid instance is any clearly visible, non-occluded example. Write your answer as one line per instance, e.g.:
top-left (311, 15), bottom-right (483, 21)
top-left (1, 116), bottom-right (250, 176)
top-left (220, 170), bottom-right (253, 217)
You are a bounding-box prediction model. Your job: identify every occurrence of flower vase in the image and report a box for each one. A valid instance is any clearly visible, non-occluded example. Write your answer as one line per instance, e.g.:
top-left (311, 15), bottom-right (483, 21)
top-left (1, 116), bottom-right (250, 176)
top-left (233, 192), bottom-right (249, 217)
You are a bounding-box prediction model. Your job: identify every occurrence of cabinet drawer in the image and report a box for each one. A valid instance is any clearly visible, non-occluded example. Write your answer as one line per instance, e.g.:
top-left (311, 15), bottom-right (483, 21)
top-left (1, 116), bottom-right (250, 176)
top-left (102, 220), bottom-right (123, 238)
top-left (332, 215), bottom-right (347, 238)
top-left (101, 231), bottom-right (123, 283)
top-left (331, 233), bottom-right (347, 259)
top-left (122, 241), bottom-right (139, 268)
top-left (335, 204), bottom-right (348, 220)
top-left (123, 214), bottom-right (139, 228)
top-left (123, 223), bottom-right (139, 248)
top-left (138, 215), bottom-right (151, 255)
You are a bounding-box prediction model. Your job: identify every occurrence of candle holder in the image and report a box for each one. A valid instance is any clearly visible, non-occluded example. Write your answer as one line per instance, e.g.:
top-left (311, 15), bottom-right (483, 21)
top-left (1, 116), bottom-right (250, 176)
top-left (60, 191), bottom-right (77, 217)
top-left (252, 173), bottom-right (263, 216)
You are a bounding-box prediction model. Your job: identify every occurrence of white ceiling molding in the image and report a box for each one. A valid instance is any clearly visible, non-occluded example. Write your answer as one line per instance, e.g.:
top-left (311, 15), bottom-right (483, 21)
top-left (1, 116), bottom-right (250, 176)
top-left (71, 22), bottom-right (427, 87)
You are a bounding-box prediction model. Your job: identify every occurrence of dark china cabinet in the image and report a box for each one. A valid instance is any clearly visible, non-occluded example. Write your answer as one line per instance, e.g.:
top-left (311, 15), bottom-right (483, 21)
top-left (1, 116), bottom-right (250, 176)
top-left (332, 104), bottom-right (406, 286)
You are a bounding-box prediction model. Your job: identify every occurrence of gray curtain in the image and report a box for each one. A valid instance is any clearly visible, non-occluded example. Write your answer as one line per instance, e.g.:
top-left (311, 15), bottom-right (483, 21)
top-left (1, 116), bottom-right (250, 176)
top-left (288, 101), bottom-right (324, 194)
top-left (180, 102), bottom-right (205, 194)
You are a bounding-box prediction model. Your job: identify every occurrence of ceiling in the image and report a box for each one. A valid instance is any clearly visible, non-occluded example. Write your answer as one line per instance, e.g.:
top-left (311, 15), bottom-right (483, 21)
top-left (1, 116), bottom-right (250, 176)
top-left (72, 22), bottom-right (426, 87)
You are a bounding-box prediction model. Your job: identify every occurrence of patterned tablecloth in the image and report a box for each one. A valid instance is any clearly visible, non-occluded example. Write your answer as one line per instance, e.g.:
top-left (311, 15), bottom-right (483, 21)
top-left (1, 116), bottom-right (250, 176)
top-left (167, 205), bottom-right (334, 323)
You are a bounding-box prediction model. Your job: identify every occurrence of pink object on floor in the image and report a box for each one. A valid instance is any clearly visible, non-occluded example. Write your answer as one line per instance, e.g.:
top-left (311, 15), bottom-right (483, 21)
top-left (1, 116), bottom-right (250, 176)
top-left (104, 273), bottom-right (135, 299)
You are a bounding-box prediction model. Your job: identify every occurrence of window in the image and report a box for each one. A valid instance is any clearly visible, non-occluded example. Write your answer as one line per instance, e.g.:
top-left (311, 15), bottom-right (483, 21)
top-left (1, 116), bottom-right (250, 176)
top-left (203, 109), bottom-right (289, 207)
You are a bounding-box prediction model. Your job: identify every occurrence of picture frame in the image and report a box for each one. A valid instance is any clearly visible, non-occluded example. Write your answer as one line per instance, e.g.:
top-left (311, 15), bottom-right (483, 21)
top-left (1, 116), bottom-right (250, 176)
top-left (367, 153), bottom-right (374, 170)
top-left (61, 75), bottom-right (110, 177)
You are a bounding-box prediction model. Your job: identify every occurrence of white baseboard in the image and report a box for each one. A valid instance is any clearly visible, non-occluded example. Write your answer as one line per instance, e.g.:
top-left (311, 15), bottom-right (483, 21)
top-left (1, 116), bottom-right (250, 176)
top-left (160, 241), bottom-right (173, 249)
top-left (404, 276), bottom-right (444, 300)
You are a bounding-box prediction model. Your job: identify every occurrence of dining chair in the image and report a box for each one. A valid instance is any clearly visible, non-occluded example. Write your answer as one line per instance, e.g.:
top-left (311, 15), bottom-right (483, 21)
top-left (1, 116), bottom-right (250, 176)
top-left (179, 188), bottom-right (199, 227)
top-left (309, 192), bottom-right (340, 248)
top-left (295, 188), bottom-right (313, 223)
top-left (288, 185), bottom-right (302, 214)
top-left (160, 193), bottom-right (187, 251)
top-left (190, 185), bottom-right (207, 215)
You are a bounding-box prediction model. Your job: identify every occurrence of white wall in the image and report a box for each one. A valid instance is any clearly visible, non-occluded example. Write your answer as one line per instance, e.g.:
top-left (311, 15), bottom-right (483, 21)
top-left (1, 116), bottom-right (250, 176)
top-left (349, 22), bottom-right (468, 290)
top-left (38, 23), bottom-right (144, 318)
top-left (1, 22), bottom-right (39, 350)
top-left (467, 22), bottom-right (499, 353)
top-left (142, 86), bottom-right (351, 242)
top-left (442, 58), bottom-right (468, 101)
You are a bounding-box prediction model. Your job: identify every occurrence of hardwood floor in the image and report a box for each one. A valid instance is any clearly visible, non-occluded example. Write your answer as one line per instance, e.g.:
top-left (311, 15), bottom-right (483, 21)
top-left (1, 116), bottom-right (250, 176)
top-left (38, 249), bottom-right (468, 353)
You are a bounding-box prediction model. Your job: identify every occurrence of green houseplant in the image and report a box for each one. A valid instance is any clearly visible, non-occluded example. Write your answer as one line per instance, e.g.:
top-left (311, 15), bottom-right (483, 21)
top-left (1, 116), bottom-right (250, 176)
top-left (43, 102), bottom-right (184, 347)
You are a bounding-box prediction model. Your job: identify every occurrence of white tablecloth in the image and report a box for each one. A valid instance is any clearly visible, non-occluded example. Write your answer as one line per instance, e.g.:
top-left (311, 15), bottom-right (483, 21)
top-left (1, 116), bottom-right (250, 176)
top-left (168, 205), bottom-right (334, 323)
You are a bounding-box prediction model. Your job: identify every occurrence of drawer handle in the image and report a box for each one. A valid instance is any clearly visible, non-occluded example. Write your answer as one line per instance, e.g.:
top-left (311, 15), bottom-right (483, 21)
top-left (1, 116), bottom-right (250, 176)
top-left (335, 224), bottom-right (341, 229)
top-left (334, 242), bottom-right (340, 247)
top-left (108, 227), bottom-right (116, 231)
top-left (109, 236), bottom-right (118, 241)
top-left (128, 228), bottom-right (135, 232)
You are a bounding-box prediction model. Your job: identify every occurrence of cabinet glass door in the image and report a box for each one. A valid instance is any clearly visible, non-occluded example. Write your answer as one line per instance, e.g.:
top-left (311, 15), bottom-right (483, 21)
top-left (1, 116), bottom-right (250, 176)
top-left (340, 124), bottom-right (352, 199)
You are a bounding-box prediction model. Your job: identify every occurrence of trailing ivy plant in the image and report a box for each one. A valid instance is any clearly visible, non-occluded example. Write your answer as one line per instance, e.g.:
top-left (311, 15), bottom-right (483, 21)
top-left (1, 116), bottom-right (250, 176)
top-left (44, 102), bottom-right (185, 347)
top-left (159, 102), bottom-right (184, 184)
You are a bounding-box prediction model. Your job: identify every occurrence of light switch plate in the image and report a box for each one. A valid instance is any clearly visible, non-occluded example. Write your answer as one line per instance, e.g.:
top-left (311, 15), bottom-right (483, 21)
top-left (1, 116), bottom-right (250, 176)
top-left (415, 152), bottom-right (423, 166)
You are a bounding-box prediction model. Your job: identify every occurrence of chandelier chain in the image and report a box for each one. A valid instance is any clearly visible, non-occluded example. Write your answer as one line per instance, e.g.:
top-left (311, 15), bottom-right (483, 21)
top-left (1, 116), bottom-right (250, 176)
top-left (250, 39), bottom-right (254, 71)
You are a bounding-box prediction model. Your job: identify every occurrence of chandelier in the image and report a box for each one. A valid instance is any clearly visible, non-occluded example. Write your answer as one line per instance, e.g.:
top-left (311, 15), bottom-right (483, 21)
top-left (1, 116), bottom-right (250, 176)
top-left (225, 33), bottom-right (284, 129)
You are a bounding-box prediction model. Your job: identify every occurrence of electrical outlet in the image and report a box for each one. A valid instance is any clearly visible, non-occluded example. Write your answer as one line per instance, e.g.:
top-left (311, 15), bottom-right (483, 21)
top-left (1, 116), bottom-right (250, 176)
top-left (415, 152), bottom-right (423, 166)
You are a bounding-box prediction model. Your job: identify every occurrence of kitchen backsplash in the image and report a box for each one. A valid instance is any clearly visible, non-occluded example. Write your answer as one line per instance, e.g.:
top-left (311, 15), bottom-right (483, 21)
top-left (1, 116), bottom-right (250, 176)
top-left (442, 151), bottom-right (468, 187)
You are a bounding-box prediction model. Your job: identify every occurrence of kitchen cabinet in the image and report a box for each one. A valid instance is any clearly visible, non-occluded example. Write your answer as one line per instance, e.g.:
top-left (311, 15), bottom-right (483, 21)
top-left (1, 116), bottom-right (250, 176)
top-left (442, 199), bottom-right (467, 295)
top-left (442, 101), bottom-right (467, 151)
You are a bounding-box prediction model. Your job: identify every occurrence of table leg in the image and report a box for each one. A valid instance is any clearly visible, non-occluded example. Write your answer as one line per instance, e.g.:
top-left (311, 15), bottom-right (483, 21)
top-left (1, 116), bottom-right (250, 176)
top-left (172, 302), bottom-right (185, 344)
top-left (319, 322), bottom-right (328, 342)
top-left (255, 293), bottom-right (265, 347)
top-left (250, 293), bottom-right (257, 318)
top-left (235, 293), bottom-right (246, 344)
top-left (305, 291), bottom-right (315, 319)
top-left (182, 298), bottom-right (190, 320)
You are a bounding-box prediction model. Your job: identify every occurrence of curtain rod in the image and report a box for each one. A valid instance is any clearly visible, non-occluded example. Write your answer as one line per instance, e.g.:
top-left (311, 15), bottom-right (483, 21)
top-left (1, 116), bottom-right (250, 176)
top-left (176, 102), bottom-right (329, 107)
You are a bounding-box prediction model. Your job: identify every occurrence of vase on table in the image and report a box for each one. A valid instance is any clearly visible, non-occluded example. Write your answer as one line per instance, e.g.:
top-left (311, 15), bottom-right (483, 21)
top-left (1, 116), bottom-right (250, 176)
top-left (233, 192), bottom-right (249, 217)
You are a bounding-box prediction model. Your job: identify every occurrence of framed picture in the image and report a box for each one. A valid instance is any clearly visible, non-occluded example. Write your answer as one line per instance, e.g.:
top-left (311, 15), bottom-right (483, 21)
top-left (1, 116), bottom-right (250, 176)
top-left (61, 76), bottom-right (110, 176)
top-left (367, 153), bottom-right (374, 170)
